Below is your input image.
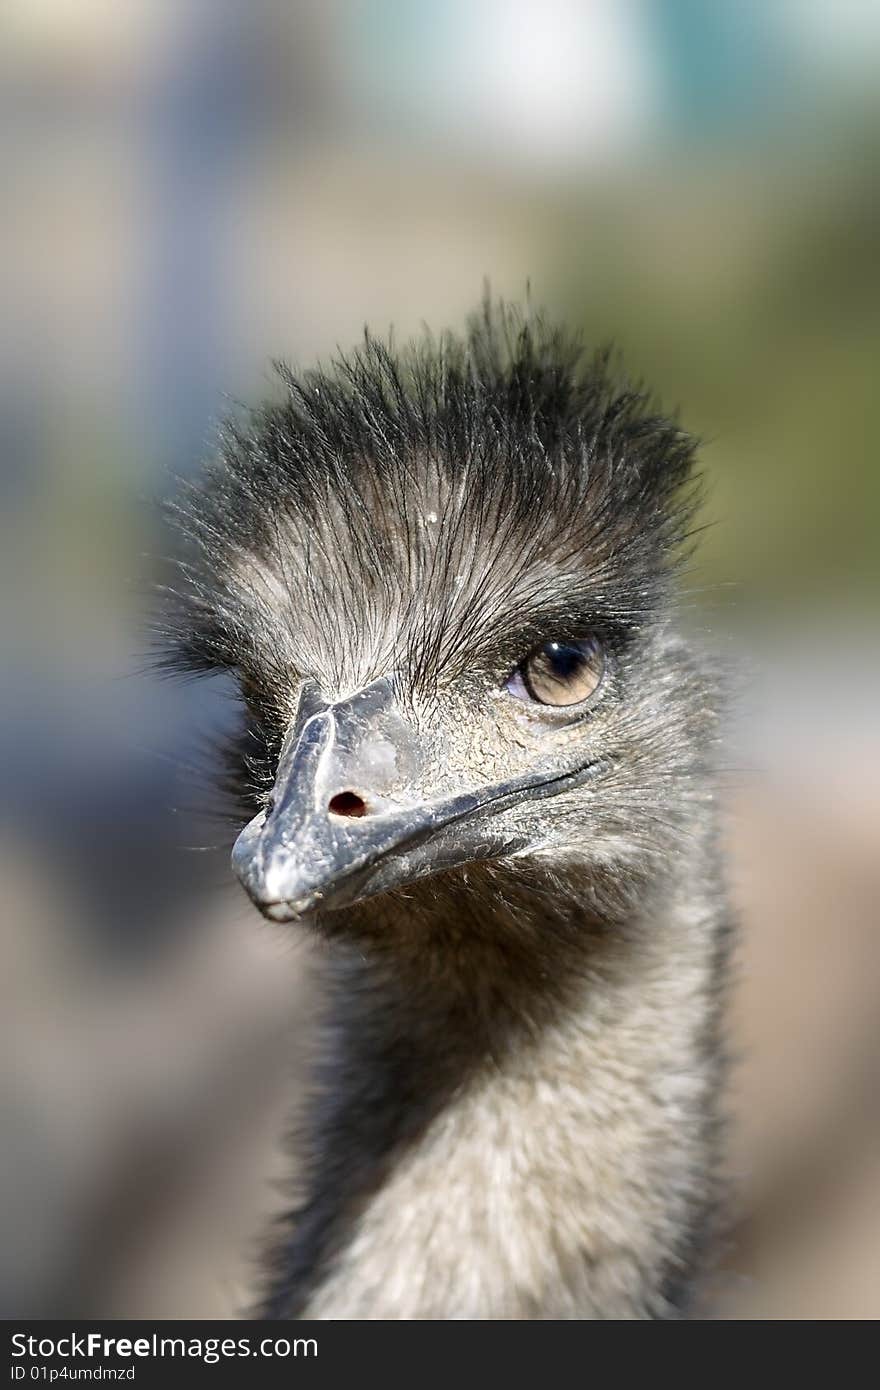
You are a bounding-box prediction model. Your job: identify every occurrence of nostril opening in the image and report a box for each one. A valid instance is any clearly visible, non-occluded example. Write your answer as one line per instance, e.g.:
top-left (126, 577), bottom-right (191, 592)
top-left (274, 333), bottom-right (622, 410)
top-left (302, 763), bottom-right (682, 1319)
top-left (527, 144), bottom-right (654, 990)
top-left (328, 790), bottom-right (368, 818)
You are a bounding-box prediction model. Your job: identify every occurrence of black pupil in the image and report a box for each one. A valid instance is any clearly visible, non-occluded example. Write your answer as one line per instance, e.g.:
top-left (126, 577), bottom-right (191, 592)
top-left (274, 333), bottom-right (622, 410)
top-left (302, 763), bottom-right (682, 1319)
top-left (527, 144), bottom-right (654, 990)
top-left (543, 641), bottom-right (585, 679)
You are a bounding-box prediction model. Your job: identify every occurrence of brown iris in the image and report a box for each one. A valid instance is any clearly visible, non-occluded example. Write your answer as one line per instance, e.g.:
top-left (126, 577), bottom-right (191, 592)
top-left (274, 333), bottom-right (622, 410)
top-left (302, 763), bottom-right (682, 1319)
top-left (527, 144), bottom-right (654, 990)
top-left (508, 637), bottom-right (605, 707)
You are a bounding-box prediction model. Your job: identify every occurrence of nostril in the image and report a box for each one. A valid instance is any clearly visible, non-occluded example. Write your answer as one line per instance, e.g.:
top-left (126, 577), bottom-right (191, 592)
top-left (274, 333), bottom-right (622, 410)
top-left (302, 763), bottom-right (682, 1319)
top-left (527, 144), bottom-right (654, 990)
top-left (328, 790), bottom-right (368, 818)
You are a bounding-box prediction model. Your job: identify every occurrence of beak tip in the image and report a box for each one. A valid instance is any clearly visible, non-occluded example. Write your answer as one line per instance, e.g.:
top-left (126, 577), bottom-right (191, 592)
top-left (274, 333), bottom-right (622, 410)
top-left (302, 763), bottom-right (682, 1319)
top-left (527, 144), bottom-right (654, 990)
top-left (249, 891), bottom-right (322, 923)
top-left (260, 899), bottom-right (301, 923)
top-left (230, 843), bottom-right (314, 924)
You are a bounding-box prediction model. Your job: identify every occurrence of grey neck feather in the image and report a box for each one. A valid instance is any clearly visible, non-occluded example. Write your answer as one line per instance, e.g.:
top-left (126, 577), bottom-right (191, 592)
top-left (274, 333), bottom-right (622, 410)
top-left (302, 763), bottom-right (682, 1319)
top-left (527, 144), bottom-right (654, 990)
top-left (260, 832), bottom-right (727, 1320)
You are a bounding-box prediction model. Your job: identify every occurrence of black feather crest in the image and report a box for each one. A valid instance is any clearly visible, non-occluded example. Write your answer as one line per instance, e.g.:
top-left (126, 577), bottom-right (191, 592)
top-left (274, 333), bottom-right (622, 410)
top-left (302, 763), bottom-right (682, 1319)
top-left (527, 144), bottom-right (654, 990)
top-left (158, 298), bottom-right (700, 704)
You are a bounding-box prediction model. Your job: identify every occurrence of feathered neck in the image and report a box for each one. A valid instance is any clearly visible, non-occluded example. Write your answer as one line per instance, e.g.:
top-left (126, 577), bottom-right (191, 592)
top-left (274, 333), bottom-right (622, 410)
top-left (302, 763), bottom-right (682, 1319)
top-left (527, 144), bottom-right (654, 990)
top-left (259, 843), bottom-right (723, 1320)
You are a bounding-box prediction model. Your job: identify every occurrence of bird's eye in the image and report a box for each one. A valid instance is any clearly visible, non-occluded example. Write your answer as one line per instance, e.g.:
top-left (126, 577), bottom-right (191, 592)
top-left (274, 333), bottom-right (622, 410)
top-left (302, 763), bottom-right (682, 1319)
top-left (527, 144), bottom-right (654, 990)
top-left (507, 637), bottom-right (605, 707)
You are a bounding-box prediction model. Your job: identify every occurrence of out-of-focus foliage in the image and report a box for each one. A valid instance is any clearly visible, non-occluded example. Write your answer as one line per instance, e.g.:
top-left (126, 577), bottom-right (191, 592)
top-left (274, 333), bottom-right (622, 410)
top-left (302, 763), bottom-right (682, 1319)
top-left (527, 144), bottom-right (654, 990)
top-left (550, 140), bottom-right (880, 604)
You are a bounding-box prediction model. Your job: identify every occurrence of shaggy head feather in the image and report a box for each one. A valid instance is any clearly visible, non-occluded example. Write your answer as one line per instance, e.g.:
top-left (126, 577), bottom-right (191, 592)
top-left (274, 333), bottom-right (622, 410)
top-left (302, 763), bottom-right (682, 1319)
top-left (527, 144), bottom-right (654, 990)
top-left (162, 300), bottom-right (710, 943)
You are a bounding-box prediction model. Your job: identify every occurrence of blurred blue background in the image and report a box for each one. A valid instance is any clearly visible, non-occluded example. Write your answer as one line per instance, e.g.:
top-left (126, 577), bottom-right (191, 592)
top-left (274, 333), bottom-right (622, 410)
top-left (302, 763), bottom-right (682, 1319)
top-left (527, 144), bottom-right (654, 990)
top-left (1, 1), bottom-right (878, 1317)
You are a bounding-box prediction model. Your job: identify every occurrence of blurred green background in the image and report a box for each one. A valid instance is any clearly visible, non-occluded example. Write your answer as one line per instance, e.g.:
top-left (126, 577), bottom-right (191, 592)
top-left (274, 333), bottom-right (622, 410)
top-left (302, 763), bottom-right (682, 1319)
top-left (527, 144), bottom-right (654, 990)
top-left (1, 1), bottom-right (878, 1319)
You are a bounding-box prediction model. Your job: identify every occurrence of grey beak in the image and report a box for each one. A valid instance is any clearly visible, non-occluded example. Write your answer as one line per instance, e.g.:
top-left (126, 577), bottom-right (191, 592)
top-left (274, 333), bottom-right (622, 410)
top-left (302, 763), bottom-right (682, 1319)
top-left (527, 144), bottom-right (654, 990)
top-left (232, 676), bottom-right (596, 921)
top-left (233, 677), bottom-right (438, 919)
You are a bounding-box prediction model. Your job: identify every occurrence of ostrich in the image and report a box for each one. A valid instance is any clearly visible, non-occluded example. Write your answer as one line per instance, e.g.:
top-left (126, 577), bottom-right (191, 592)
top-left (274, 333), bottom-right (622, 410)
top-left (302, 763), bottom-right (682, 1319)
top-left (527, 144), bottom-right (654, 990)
top-left (164, 300), bottom-right (729, 1319)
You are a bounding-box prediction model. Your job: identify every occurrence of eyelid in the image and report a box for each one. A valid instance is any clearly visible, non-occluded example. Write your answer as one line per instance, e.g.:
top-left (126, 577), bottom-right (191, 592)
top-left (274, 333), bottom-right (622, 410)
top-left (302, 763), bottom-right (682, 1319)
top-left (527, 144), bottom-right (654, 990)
top-left (506, 667), bottom-right (530, 700)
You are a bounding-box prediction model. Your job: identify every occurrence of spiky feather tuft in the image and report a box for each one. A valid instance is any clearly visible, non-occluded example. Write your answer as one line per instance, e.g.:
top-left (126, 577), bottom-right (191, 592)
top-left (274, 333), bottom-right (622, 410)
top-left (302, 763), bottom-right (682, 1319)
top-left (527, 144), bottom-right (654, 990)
top-left (158, 299), bottom-right (700, 711)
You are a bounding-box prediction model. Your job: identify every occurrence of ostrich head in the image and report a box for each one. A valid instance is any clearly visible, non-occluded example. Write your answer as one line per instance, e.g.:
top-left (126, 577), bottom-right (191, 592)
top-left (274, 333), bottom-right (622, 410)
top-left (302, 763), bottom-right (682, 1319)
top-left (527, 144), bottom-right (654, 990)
top-left (167, 303), bottom-right (708, 961)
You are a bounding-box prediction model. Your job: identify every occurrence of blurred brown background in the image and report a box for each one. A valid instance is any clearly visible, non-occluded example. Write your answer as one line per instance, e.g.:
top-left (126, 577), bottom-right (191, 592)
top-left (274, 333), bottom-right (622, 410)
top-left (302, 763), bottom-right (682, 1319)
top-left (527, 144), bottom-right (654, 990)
top-left (1, 1), bottom-right (878, 1319)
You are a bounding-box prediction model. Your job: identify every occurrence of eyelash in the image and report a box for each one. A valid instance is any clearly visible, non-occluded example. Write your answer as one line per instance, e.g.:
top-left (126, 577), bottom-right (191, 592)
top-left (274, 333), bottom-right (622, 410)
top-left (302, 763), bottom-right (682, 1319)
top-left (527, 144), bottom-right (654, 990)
top-left (505, 621), bottom-right (628, 671)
